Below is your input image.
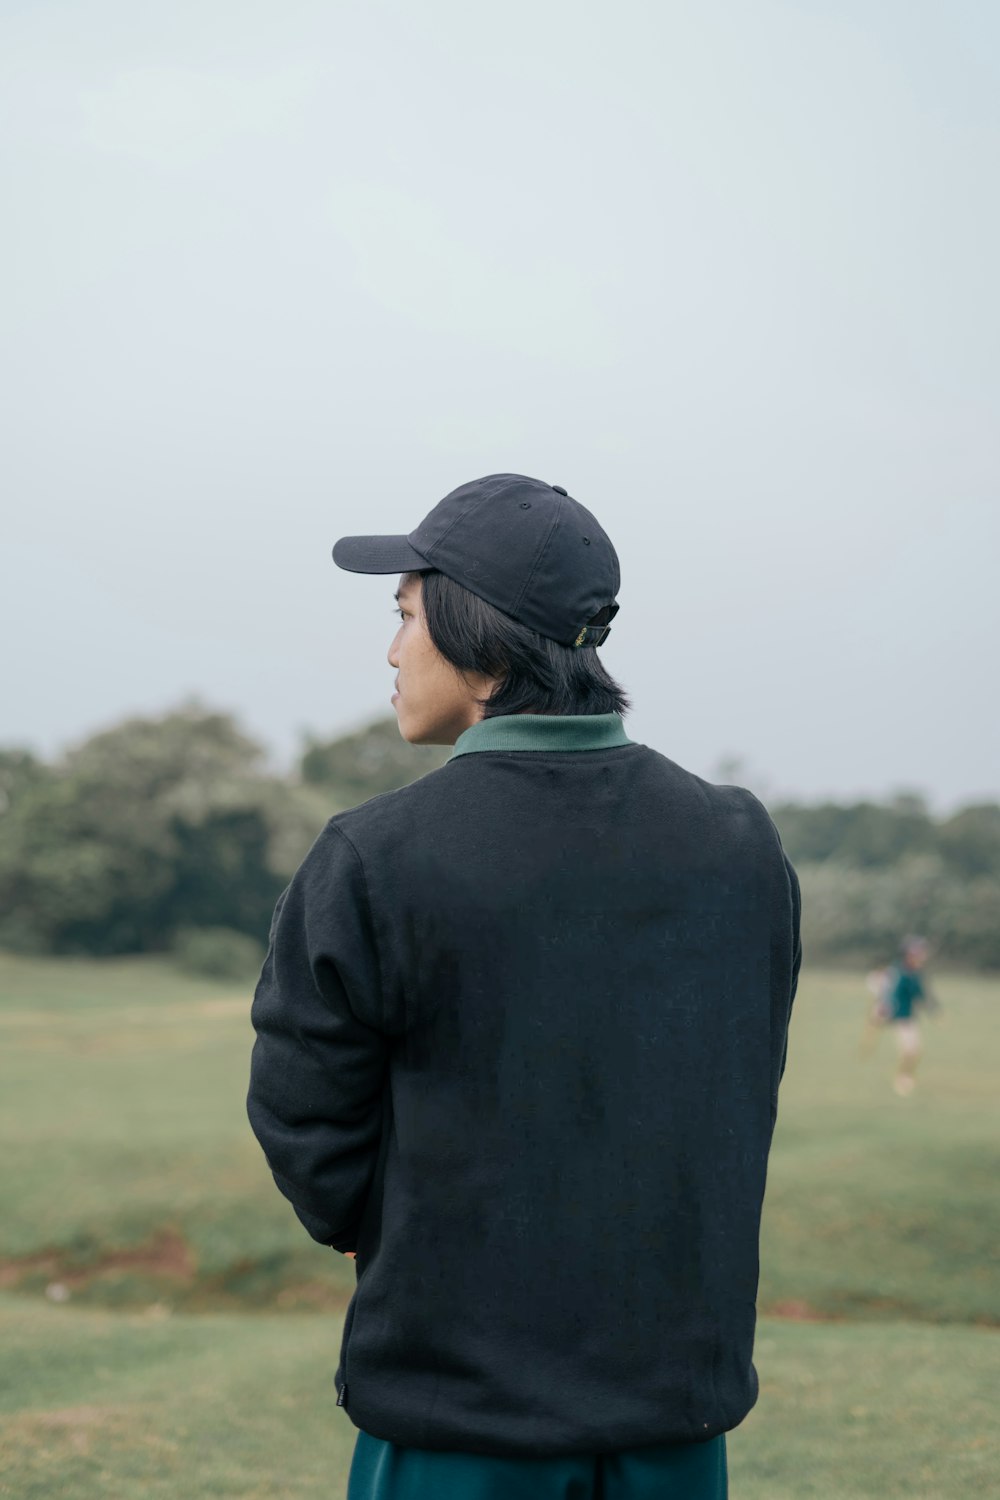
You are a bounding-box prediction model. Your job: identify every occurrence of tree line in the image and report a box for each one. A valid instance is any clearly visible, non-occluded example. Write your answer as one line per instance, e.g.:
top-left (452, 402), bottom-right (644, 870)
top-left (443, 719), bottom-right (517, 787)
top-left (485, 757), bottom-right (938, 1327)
top-left (1, 701), bottom-right (996, 971)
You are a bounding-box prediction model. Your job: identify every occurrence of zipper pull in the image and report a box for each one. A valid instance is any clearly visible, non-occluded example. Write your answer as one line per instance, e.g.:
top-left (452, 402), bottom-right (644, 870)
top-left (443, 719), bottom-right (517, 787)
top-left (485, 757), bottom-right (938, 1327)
top-left (336, 1383), bottom-right (348, 1408)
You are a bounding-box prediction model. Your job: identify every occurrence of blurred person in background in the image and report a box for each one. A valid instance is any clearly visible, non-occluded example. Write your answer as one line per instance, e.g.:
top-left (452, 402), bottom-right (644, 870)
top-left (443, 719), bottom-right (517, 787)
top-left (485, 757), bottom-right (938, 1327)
top-left (884, 935), bottom-right (937, 1096)
top-left (246, 474), bottom-right (802, 1500)
top-left (861, 962), bottom-right (896, 1057)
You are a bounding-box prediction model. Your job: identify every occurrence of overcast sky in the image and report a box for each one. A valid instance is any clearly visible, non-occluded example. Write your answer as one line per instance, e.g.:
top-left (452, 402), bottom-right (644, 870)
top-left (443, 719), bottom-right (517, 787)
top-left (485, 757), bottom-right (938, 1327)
top-left (2, 0), bottom-right (997, 811)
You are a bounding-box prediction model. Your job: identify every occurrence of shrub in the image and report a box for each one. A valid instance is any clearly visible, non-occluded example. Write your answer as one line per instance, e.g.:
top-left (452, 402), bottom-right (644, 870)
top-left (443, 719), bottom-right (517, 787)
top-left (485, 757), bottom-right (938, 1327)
top-left (798, 855), bottom-right (1000, 970)
top-left (170, 925), bottom-right (265, 980)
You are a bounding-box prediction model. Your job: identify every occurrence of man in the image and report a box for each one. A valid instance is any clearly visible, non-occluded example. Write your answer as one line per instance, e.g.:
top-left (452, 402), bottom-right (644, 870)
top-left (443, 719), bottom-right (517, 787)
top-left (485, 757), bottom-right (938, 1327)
top-left (247, 473), bottom-right (802, 1500)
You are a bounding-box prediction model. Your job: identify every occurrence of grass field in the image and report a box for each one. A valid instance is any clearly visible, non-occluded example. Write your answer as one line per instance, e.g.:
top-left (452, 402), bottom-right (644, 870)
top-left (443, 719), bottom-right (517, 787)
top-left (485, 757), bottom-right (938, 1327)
top-left (1, 953), bottom-right (998, 1498)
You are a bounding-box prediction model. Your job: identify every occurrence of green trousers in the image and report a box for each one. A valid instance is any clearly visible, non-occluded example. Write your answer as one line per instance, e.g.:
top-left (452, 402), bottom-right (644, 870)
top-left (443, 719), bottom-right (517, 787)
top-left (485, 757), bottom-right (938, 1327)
top-left (347, 1429), bottom-right (727, 1499)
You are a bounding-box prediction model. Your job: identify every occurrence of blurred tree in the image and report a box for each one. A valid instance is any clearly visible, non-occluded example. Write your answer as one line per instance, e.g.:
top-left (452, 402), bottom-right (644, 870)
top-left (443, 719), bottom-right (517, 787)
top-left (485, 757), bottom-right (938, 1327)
top-left (770, 801), bottom-right (857, 863)
top-left (0, 749), bottom-right (50, 817)
top-left (770, 800), bottom-right (936, 868)
top-left (798, 854), bottom-right (1000, 970)
top-left (0, 700), bottom-right (327, 955)
top-left (937, 804), bottom-right (1000, 879)
top-left (300, 715), bottom-right (450, 804)
top-left (170, 924), bottom-right (266, 980)
top-left (2, 704), bottom-right (998, 967)
top-left (836, 801), bottom-right (936, 867)
top-left (888, 789), bottom-right (930, 816)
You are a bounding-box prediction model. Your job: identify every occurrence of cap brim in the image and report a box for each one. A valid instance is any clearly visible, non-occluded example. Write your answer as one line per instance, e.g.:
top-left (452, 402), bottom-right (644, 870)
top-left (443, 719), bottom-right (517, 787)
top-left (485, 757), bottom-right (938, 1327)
top-left (331, 535), bottom-right (431, 574)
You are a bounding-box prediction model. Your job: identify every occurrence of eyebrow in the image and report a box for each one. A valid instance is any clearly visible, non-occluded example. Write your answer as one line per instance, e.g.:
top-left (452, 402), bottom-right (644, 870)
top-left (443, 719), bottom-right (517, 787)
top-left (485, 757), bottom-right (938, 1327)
top-left (393, 586), bottom-right (415, 603)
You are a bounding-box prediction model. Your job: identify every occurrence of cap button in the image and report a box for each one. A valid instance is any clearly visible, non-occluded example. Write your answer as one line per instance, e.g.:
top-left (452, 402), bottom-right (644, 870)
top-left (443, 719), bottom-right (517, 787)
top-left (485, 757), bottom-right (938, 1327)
top-left (551, 484), bottom-right (568, 496)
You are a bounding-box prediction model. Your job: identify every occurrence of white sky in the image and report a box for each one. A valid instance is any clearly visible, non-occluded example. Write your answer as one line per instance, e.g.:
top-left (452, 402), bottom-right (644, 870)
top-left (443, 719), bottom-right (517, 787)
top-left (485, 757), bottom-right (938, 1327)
top-left (2, 0), bottom-right (997, 811)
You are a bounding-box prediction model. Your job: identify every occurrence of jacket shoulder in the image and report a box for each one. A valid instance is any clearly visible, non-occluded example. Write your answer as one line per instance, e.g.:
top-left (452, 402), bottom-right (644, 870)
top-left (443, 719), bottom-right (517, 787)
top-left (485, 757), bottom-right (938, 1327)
top-left (322, 761), bottom-right (456, 845)
top-left (639, 746), bottom-right (784, 844)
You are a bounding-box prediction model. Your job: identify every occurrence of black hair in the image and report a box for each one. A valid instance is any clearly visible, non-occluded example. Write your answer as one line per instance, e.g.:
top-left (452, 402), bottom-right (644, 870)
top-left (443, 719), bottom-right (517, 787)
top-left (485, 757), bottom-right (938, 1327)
top-left (402, 570), bottom-right (631, 719)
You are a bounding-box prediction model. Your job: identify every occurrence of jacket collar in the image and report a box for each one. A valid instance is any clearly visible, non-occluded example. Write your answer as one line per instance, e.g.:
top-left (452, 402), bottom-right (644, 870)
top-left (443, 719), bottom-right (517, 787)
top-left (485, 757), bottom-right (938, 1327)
top-left (449, 712), bottom-right (634, 761)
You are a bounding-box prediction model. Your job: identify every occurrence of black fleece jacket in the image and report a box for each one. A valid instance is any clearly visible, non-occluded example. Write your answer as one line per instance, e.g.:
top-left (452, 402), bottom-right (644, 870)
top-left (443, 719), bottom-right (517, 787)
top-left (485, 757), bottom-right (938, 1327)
top-left (246, 713), bottom-right (802, 1459)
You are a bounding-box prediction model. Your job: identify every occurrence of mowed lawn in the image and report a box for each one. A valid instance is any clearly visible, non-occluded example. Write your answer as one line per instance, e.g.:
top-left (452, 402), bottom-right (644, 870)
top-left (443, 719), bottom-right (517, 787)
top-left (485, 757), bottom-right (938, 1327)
top-left (1, 1294), bottom-right (996, 1500)
top-left (1, 952), bottom-right (998, 1499)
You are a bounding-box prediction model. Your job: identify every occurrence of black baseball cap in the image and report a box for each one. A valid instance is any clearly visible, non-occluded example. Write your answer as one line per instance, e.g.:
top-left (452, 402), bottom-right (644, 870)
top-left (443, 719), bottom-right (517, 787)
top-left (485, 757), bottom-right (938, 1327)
top-left (332, 473), bottom-right (620, 648)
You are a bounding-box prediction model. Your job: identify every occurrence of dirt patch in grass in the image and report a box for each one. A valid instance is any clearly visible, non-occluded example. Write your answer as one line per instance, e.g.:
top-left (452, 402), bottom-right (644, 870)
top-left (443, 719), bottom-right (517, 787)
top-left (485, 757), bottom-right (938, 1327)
top-left (762, 1293), bottom-right (999, 1327)
top-left (0, 1227), bottom-right (195, 1294)
top-left (0, 1230), bottom-right (353, 1314)
top-left (765, 1298), bottom-right (833, 1322)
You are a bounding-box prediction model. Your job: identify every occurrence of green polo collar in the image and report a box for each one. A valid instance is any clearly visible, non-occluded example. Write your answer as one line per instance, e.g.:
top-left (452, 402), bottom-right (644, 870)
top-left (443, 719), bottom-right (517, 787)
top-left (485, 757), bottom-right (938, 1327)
top-left (449, 712), bottom-right (634, 760)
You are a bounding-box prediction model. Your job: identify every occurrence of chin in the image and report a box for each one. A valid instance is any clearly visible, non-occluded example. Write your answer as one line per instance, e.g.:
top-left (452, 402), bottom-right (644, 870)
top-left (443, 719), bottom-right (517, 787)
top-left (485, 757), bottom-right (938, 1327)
top-left (397, 711), bottom-right (456, 747)
top-left (395, 710), bottom-right (426, 744)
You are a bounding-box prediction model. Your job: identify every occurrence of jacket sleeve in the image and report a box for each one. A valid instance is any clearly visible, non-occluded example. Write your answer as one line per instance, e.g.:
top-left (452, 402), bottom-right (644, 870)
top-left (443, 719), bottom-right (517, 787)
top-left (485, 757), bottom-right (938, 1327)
top-left (246, 820), bottom-right (388, 1253)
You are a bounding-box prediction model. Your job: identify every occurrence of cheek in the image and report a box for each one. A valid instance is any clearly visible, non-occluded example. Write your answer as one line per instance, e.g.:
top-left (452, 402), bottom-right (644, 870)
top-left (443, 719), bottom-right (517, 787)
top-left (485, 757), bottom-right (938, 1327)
top-left (400, 626), bottom-right (431, 677)
top-left (408, 637), bottom-right (458, 703)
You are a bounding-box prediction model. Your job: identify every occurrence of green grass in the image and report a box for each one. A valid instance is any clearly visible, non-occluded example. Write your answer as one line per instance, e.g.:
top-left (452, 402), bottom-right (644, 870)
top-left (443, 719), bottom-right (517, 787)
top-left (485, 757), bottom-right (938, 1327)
top-left (0, 1295), bottom-right (995, 1500)
top-left (0, 951), bottom-right (355, 1308)
top-left (759, 968), bottom-right (1000, 1325)
top-left (1, 953), bottom-right (995, 1322)
top-left (1, 952), bottom-right (998, 1498)
top-left (0, 1291), bottom-right (354, 1500)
